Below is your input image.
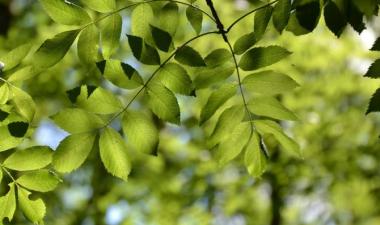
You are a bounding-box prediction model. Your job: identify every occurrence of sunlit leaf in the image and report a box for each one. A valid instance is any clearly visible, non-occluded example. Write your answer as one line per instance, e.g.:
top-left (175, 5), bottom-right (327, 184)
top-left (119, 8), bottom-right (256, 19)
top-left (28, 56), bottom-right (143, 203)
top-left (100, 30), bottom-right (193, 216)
top-left (39, 0), bottom-right (91, 25)
top-left (11, 87), bottom-right (36, 122)
top-left (0, 43), bottom-right (32, 71)
top-left (0, 184), bottom-right (16, 223)
top-left (78, 24), bottom-right (99, 64)
top-left (244, 132), bottom-right (267, 177)
top-left (155, 63), bottom-right (193, 95)
top-left (131, 3), bottom-right (154, 41)
top-left (17, 170), bottom-right (60, 192)
top-left (76, 87), bottom-right (123, 114)
top-left (82, 0), bottom-right (116, 13)
top-left (17, 187), bottom-right (46, 223)
top-left (3, 146), bottom-right (53, 171)
top-left (248, 97), bottom-right (298, 121)
top-left (239, 46), bottom-right (291, 71)
top-left (99, 14), bottom-right (122, 59)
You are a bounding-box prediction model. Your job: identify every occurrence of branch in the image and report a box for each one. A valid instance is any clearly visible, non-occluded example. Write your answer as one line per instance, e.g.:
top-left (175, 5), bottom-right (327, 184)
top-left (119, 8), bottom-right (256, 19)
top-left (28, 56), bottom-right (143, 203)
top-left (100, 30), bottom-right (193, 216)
top-left (226, 0), bottom-right (279, 33)
top-left (105, 31), bottom-right (219, 126)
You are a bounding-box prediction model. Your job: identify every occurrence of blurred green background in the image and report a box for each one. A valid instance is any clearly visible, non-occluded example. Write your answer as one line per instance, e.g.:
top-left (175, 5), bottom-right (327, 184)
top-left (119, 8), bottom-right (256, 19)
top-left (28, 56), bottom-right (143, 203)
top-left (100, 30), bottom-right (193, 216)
top-left (1, 0), bottom-right (380, 224)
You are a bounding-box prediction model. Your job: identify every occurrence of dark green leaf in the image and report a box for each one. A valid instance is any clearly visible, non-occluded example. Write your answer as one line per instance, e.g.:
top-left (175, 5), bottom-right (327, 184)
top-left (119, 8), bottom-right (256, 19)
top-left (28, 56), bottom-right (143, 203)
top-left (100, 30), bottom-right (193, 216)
top-left (273, 0), bottom-right (291, 33)
top-left (186, 6), bottom-right (203, 34)
top-left (324, 1), bottom-right (347, 37)
top-left (233, 32), bottom-right (258, 55)
top-left (366, 88), bottom-right (380, 114)
top-left (150, 25), bottom-right (173, 52)
top-left (127, 35), bottom-right (161, 65)
top-left (7, 122), bottom-right (28, 138)
top-left (365, 59), bottom-right (380, 78)
top-left (371, 38), bottom-right (380, 51)
top-left (175, 46), bottom-right (206, 67)
top-left (295, 1), bottom-right (321, 31)
top-left (239, 46), bottom-right (291, 71)
top-left (254, 6), bottom-right (273, 40)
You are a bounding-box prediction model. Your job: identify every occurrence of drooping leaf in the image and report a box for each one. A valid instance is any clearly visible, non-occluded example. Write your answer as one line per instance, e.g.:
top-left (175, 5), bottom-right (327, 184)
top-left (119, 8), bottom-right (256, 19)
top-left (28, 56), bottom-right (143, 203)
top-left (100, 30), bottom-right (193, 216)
top-left (97, 59), bottom-right (143, 89)
top-left (347, 1), bottom-right (366, 33)
top-left (99, 127), bottom-right (131, 181)
top-left (254, 119), bottom-right (301, 157)
top-left (131, 3), bottom-right (154, 41)
top-left (78, 24), bottom-right (99, 64)
top-left (39, 0), bottom-right (91, 25)
top-left (146, 82), bottom-right (180, 124)
top-left (200, 83), bottom-right (237, 125)
top-left (248, 97), bottom-right (298, 121)
top-left (17, 187), bottom-right (46, 223)
top-left (17, 170), bottom-right (60, 192)
top-left (99, 13), bottom-right (122, 59)
top-left (194, 49), bottom-right (235, 88)
top-left (175, 46), bottom-right (206, 67)
top-left (0, 184), bottom-right (16, 223)
top-left (81, 0), bottom-right (116, 13)
top-left (155, 63), bottom-right (193, 95)
top-left (53, 132), bottom-right (96, 173)
top-left (366, 88), bottom-right (380, 114)
top-left (295, 0), bottom-right (321, 31)
top-left (33, 29), bottom-right (80, 68)
top-left (365, 59), bottom-right (380, 78)
top-left (122, 110), bottom-right (158, 154)
top-left (244, 132), bottom-right (267, 177)
top-left (51, 108), bottom-right (105, 134)
top-left (254, 6), bottom-right (273, 40)
top-left (11, 87), bottom-right (36, 122)
top-left (324, 0), bottom-right (347, 37)
top-left (186, 6), bottom-right (203, 34)
top-left (127, 35), bottom-right (161, 65)
top-left (272, 0), bottom-right (291, 33)
top-left (76, 87), bottom-right (123, 114)
top-left (242, 70), bottom-right (299, 95)
top-left (0, 43), bottom-right (32, 71)
top-left (239, 46), bottom-right (291, 71)
top-left (158, 2), bottom-right (179, 36)
top-left (214, 122), bottom-right (251, 166)
top-left (233, 32), bottom-right (258, 55)
top-left (208, 105), bottom-right (245, 147)
top-left (3, 146), bottom-right (53, 171)
top-left (7, 121), bottom-right (28, 138)
top-left (150, 25), bottom-right (173, 52)
top-left (0, 84), bottom-right (9, 104)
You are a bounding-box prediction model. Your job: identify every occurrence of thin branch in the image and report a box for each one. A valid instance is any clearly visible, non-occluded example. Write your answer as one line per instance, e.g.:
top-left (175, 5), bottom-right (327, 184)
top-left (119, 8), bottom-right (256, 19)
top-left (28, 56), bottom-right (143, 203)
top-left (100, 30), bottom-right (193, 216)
top-left (104, 31), bottom-right (219, 126)
top-left (1, 165), bottom-right (17, 184)
top-left (226, 0), bottom-right (279, 33)
top-left (82, 0), bottom-right (216, 30)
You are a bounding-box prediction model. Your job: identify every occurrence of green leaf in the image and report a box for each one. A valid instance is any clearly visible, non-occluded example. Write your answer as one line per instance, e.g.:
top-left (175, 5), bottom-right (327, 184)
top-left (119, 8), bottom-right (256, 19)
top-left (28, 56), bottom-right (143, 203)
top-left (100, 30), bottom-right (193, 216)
top-left (150, 25), bottom-right (173, 52)
top-left (7, 66), bottom-right (40, 82)
top-left (272, 0), bottom-right (291, 33)
top-left (99, 14), bottom-right (122, 59)
top-left (208, 105), bottom-right (245, 147)
top-left (244, 132), bottom-right (267, 177)
top-left (155, 63), bottom-right (193, 95)
top-left (346, 2), bottom-right (365, 33)
top-left (295, 0), bottom-right (321, 31)
top-left (324, 0), bottom-right (347, 37)
top-left (0, 43), bottom-right (32, 71)
top-left (365, 59), bottom-right (380, 78)
top-left (122, 110), bottom-right (158, 154)
top-left (214, 122), bottom-right (251, 166)
top-left (371, 38), bottom-right (380, 51)
top-left (254, 120), bottom-right (301, 157)
top-left (17, 170), bottom-right (60, 192)
top-left (11, 87), bottom-right (36, 122)
top-left (0, 84), bottom-right (9, 104)
top-left (76, 87), bottom-right (123, 114)
top-left (200, 83), bottom-right (236, 125)
top-left (7, 121), bottom-right (28, 138)
top-left (366, 88), bottom-right (380, 114)
top-left (194, 49), bottom-right (235, 89)
top-left (127, 35), bottom-right (161, 65)
top-left (53, 133), bottom-right (96, 173)
top-left (78, 24), bottom-right (99, 65)
top-left (175, 46), bottom-right (206, 67)
top-left (254, 6), bottom-right (273, 40)
top-left (39, 0), bottom-right (91, 25)
top-left (51, 108), bottom-right (105, 134)
top-left (233, 32), bottom-right (258, 55)
top-left (158, 2), bottom-right (179, 36)
top-left (99, 127), bottom-right (131, 181)
top-left (0, 184), bottom-right (16, 223)
top-left (242, 70), bottom-right (299, 95)
top-left (97, 60), bottom-right (143, 89)
top-left (239, 46), bottom-right (291, 71)
top-left (17, 187), bottom-right (46, 223)
top-left (0, 126), bottom-right (23, 152)
top-left (131, 3), bottom-right (154, 41)
top-left (3, 146), bottom-right (53, 171)
top-left (247, 97), bottom-right (298, 121)
top-left (186, 6), bottom-right (203, 34)
top-left (146, 82), bottom-right (180, 124)
top-left (0, 169), bottom-right (2, 184)
top-left (82, 0), bottom-right (116, 13)
top-left (352, 0), bottom-right (378, 17)
top-left (33, 29), bottom-right (80, 68)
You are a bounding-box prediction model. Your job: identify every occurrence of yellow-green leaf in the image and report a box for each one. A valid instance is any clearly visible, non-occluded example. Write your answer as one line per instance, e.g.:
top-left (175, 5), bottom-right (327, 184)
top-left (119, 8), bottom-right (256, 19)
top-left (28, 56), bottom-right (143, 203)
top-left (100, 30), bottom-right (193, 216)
top-left (17, 170), bottom-right (60, 192)
top-left (3, 146), bottom-right (53, 171)
top-left (244, 132), bottom-right (267, 177)
top-left (17, 187), bottom-right (46, 223)
top-left (39, 0), bottom-right (91, 25)
top-left (99, 14), bottom-right (122, 59)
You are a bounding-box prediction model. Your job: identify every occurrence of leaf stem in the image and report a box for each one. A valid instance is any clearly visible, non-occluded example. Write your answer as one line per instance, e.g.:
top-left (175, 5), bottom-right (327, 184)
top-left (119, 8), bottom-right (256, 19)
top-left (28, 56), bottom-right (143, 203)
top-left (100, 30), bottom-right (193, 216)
top-left (104, 31), bottom-right (219, 126)
top-left (226, 0), bottom-right (279, 33)
top-left (0, 165), bottom-right (17, 184)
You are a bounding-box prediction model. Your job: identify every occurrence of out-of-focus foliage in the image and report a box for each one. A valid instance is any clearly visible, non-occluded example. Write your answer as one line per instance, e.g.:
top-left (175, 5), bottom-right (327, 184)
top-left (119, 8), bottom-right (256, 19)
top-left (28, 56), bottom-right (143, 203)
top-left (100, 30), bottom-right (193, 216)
top-left (0, 0), bottom-right (380, 224)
